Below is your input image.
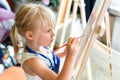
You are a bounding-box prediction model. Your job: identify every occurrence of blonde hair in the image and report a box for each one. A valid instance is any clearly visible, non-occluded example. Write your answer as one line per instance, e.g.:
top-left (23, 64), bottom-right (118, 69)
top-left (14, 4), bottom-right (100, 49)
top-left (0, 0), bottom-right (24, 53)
top-left (10, 3), bottom-right (56, 57)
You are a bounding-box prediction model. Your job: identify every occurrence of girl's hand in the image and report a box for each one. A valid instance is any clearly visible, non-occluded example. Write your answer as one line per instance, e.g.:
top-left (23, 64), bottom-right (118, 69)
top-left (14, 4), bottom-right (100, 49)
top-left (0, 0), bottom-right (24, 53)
top-left (66, 37), bottom-right (80, 57)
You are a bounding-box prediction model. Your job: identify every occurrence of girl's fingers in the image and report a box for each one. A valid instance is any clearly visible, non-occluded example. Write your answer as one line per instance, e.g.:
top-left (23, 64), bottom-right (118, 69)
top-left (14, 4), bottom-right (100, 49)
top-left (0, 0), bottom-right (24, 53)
top-left (67, 38), bottom-right (73, 46)
top-left (67, 38), bottom-right (80, 47)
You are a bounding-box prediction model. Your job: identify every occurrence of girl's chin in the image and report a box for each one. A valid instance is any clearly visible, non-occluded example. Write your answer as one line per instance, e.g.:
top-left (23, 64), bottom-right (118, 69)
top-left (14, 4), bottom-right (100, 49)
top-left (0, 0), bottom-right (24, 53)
top-left (51, 39), bottom-right (54, 42)
top-left (45, 40), bottom-right (54, 46)
top-left (48, 42), bottom-right (53, 46)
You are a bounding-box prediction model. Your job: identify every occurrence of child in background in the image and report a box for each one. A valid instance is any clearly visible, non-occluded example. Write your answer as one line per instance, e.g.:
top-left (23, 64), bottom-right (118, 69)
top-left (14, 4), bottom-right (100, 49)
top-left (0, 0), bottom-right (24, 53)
top-left (10, 3), bottom-right (80, 80)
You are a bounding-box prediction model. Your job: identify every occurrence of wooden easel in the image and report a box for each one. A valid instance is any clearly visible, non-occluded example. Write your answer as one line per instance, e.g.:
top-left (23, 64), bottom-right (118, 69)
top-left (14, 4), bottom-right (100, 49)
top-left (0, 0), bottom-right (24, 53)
top-left (51, 0), bottom-right (111, 80)
top-left (50, 0), bottom-right (86, 49)
top-left (74, 0), bottom-right (110, 80)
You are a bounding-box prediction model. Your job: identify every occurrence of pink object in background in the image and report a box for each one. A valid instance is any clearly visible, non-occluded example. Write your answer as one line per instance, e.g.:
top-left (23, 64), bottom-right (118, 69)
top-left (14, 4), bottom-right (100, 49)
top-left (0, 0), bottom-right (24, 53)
top-left (0, 8), bottom-right (15, 22)
top-left (0, 8), bottom-right (15, 43)
top-left (41, 0), bottom-right (50, 5)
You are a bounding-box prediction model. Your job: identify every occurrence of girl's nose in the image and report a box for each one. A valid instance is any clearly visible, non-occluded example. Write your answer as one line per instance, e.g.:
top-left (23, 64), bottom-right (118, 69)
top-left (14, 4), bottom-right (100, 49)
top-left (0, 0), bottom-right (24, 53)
top-left (51, 29), bottom-right (55, 37)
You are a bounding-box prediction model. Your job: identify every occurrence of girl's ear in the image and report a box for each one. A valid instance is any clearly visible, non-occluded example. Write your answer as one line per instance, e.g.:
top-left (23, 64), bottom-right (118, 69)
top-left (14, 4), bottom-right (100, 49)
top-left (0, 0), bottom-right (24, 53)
top-left (25, 31), bottom-right (34, 40)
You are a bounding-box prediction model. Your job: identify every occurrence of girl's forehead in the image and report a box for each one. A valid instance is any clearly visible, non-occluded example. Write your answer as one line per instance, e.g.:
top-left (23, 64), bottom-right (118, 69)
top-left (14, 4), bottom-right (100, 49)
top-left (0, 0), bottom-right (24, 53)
top-left (34, 19), bottom-right (52, 30)
top-left (44, 25), bottom-right (52, 30)
top-left (38, 25), bottom-right (52, 31)
top-left (41, 22), bottom-right (53, 29)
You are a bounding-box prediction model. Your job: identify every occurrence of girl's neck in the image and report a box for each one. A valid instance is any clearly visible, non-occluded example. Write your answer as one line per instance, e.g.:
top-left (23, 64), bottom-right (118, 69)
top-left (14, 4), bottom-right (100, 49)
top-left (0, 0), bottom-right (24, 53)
top-left (26, 44), bottom-right (47, 54)
top-left (26, 41), bottom-right (48, 54)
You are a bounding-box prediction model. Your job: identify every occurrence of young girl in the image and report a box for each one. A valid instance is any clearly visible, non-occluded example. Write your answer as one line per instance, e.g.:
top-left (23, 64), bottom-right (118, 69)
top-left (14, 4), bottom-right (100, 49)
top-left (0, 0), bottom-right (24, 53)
top-left (10, 3), bottom-right (80, 80)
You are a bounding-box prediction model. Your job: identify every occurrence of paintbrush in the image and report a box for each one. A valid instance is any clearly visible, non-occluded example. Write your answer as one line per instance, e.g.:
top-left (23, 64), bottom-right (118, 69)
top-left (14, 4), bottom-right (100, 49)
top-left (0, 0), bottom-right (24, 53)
top-left (53, 35), bottom-right (83, 52)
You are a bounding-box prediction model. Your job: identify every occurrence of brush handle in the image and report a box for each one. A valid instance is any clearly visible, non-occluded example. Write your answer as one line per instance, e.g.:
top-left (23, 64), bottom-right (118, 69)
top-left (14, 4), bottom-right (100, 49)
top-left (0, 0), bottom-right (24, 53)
top-left (53, 35), bottom-right (83, 52)
top-left (53, 43), bottom-right (67, 52)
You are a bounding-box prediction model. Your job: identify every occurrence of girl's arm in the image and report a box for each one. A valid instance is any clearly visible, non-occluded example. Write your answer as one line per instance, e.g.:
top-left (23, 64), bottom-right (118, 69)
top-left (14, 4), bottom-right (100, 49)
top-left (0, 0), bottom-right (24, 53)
top-left (56, 38), bottom-right (80, 80)
top-left (55, 48), bottom-right (67, 58)
top-left (23, 38), bottom-right (80, 80)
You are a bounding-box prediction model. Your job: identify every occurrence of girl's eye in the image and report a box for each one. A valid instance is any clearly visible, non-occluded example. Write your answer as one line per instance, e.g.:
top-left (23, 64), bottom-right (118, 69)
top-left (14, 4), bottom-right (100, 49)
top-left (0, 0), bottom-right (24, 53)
top-left (46, 29), bottom-right (51, 33)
